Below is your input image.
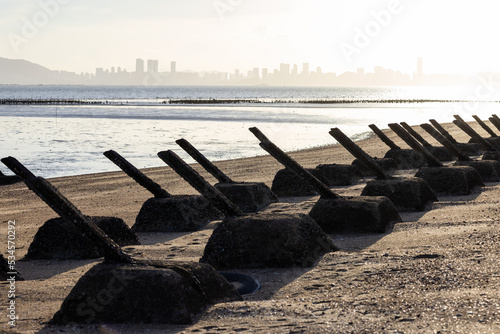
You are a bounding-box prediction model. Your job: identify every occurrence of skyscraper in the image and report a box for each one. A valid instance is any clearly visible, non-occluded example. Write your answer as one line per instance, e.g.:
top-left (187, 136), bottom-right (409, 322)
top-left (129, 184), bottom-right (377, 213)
top-left (262, 68), bottom-right (269, 81)
top-left (136, 58), bottom-right (144, 73)
top-left (280, 63), bottom-right (290, 76)
top-left (302, 62), bottom-right (310, 75)
top-left (253, 67), bottom-right (260, 80)
top-left (147, 59), bottom-right (159, 73)
top-left (417, 57), bottom-right (423, 78)
top-left (171, 61), bottom-right (176, 74)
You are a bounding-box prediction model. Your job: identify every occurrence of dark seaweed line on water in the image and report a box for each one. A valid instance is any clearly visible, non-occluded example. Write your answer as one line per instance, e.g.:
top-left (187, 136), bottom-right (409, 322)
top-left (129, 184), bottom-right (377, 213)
top-left (165, 99), bottom-right (262, 104)
top-left (166, 98), bottom-right (500, 104)
top-left (2, 98), bottom-right (500, 106)
top-left (0, 98), bottom-right (102, 105)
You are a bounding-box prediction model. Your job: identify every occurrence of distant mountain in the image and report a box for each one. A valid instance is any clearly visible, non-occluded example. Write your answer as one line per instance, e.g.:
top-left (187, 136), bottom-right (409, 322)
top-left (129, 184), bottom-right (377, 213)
top-left (0, 57), bottom-right (54, 84)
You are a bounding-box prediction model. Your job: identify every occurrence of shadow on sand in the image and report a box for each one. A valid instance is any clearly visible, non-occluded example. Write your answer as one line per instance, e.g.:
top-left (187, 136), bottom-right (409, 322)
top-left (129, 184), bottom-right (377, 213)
top-left (33, 183), bottom-right (488, 332)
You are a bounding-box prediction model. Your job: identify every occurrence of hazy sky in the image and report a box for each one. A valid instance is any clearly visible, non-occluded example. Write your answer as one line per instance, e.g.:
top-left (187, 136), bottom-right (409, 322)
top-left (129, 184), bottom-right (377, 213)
top-left (2, 0), bottom-right (500, 75)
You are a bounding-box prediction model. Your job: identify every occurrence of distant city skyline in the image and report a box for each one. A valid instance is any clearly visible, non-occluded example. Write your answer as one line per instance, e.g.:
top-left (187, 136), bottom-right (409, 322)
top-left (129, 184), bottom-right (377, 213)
top-left (2, 1), bottom-right (500, 76)
top-left (63, 56), bottom-right (500, 87)
top-left (2, 55), bottom-right (499, 87)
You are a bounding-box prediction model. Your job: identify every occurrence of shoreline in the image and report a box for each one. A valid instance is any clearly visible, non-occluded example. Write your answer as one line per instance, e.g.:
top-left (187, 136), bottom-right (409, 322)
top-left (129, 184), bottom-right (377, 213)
top-left (1, 122), bottom-right (499, 333)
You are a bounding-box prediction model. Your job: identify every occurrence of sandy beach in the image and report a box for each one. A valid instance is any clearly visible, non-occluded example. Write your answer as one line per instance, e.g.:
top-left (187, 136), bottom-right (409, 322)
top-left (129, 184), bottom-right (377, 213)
top-left (1, 122), bottom-right (499, 333)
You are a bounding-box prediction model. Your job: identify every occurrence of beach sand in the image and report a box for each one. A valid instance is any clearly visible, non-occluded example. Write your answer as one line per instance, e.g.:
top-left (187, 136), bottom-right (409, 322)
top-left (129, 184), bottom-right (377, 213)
top-left (1, 123), bottom-right (499, 333)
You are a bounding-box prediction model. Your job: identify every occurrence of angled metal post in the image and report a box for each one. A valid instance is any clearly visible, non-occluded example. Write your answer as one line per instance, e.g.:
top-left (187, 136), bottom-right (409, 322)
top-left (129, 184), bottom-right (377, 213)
top-left (104, 150), bottom-right (171, 198)
top-left (176, 139), bottom-right (233, 184)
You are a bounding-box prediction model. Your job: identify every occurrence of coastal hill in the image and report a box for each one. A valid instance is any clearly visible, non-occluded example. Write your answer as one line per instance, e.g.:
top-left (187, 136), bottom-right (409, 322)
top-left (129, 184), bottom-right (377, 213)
top-left (0, 57), bottom-right (53, 84)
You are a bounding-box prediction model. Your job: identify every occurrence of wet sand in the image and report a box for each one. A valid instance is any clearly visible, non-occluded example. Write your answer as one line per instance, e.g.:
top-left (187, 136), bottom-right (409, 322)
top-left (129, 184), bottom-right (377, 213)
top-left (1, 123), bottom-right (499, 333)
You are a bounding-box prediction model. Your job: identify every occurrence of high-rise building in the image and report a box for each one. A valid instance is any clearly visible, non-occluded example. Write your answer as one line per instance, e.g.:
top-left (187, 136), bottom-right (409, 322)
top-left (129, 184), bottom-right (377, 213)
top-left (417, 57), bottom-right (423, 78)
top-left (302, 62), bottom-right (309, 75)
top-left (136, 58), bottom-right (144, 73)
top-left (95, 68), bottom-right (104, 78)
top-left (262, 68), bottom-right (269, 81)
top-left (253, 67), bottom-right (260, 80)
top-left (374, 66), bottom-right (385, 76)
top-left (147, 59), bottom-right (159, 73)
top-left (280, 63), bottom-right (290, 76)
top-left (171, 61), bottom-right (176, 74)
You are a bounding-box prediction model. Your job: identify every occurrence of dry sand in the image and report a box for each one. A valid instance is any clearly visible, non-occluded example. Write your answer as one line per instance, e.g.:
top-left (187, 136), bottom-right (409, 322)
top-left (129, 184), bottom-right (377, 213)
top-left (0, 123), bottom-right (499, 333)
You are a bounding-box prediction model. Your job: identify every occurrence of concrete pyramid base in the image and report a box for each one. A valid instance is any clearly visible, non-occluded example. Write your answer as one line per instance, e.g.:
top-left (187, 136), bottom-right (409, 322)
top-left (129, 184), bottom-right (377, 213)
top-left (315, 164), bottom-right (363, 186)
top-left (201, 213), bottom-right (337, 269)
top-left (482, 151), bottom-right (500, 161)
top-left (215, 182), bottom-right (278, 213)
top-left (427, 146), bottom-right (455, 162)
top-left (51, 260), bottom-right (242, 325)
top-left (415, 166), bottom-right (484, 195)
top-left (25, 216), bottom-right (140, 260)
top-left (455, 142), bottom-right (483, 156)
top-left (361, 177), bottom-right (438, 211)
top-left (271, 168), bottom-right (328, 197)
top-left (469, 136), bottom-right (500, 149)
top-left (308, 196), bottom-right (401, 234)
top-left (384, 149), bottom-right (426, 169)
top-left (133, 196), bottom-right (223, 232)
top-left (352, 158), bottom-right (397, 177)
top-left (454, 160), bottom-right (500, 182)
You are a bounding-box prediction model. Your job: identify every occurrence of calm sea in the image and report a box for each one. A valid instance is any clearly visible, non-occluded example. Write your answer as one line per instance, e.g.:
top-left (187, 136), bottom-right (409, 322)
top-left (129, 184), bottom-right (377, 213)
top-left (0, 85), bottom-right (498, 178)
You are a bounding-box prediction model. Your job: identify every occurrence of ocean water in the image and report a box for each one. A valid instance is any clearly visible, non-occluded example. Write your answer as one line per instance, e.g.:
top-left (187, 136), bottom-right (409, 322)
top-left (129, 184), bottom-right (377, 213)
top-left (1, 85), bottom-right (499, 178)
